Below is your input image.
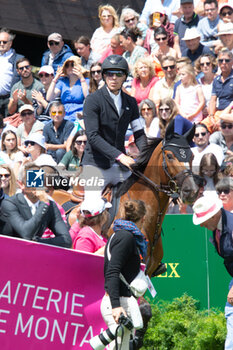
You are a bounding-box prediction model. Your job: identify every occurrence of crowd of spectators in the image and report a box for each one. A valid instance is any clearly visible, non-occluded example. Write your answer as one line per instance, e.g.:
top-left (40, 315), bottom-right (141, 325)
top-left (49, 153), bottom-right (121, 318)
top-left (0, 0), bottom-right (233, 246)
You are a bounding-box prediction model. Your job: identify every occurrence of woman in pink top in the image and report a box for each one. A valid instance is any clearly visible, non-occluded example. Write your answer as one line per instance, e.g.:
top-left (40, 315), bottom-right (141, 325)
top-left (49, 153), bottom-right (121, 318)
top-left (70, 198), bottom-right (111, 254)
top-left (131, 56), bottom-right (158, 105)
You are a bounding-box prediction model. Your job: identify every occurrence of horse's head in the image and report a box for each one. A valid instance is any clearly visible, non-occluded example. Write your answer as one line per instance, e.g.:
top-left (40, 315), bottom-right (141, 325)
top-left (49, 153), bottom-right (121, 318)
top-left (162, 120), bottom-right (199, 204)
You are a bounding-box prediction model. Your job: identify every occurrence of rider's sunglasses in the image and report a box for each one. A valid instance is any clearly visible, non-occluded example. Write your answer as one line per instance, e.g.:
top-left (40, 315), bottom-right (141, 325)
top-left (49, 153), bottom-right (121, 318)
top-left (104, 70), bottom-right (125, 77)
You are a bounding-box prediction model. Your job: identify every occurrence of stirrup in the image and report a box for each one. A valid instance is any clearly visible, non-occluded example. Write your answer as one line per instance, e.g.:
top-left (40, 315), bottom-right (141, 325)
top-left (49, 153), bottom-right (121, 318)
top-left (151, 263), bottom-right (167, 277)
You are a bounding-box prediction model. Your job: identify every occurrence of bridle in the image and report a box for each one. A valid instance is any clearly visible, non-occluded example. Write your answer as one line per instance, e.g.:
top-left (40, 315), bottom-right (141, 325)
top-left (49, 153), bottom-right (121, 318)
top-left (131, 142), bottom-right (194, 274)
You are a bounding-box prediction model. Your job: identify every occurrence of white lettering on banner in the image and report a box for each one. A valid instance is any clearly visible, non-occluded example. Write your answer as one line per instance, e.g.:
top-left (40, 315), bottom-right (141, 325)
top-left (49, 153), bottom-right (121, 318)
top-left (32, 287), bottom-right (49, 310)
top-left (0, 309), bottom-right (10, 333)
top-left (51, 320), bottom-right (68, 343)
top-left (34, 317), bottom-right (49, 340)
top-left (46, 289), bottom-right (62, 312)
top-left (71, 294), bottom-right (84, 317)
top-left (22, 284), bottom-right (36, 306)
top-left (71, 323), bottom-right (85, 346)
top-left (15, 313), bottom-right (33, 337)
top-left (0, 281), bottom-right (11, 303)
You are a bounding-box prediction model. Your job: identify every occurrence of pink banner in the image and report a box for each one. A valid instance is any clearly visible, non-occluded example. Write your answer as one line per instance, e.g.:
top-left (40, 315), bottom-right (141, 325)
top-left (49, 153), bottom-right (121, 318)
top-left (0, 235), bottom-right (106, 350)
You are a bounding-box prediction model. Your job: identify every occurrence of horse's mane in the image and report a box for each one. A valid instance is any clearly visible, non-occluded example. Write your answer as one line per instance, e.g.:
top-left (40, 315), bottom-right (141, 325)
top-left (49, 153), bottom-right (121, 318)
top-left (132, 137), bottom-right (162, 173)
top-left (116, 137), bottom-right (162, 197)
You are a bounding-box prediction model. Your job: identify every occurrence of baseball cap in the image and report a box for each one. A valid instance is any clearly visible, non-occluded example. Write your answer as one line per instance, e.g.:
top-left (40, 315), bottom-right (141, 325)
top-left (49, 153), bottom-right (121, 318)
top-left (80, 198), bottom-right (112, 218)
top-left (19, 104), bottom-right (35, 114)
top-left (48, 33), bottom-right (62, 42)
top-left (38, 65), bottom-right (54, 75)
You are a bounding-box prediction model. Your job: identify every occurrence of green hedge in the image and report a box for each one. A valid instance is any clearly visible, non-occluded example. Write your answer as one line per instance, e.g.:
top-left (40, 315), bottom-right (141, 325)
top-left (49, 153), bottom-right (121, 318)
top-left (142, 294), bottom-right (226, 350)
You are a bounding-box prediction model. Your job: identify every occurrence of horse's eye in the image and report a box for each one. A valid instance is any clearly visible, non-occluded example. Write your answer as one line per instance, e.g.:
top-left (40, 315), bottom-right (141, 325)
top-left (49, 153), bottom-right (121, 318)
top-left (167, 153), bottom-right (174, 160)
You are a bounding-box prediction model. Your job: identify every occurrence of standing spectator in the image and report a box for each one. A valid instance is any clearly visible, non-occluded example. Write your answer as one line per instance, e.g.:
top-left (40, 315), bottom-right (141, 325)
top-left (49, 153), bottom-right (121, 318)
top-left (100, 34), bottom-right (125, 63)
top-left (131, 57), bottom-right (158, 105)
top-left (47, 56), bottom-right (89, 122)
top-left (181, 27), bottom-right (215, 63)
top-left (16, 105), bottom-right (44, 153)
top-left (1, 163), bottom-right (72, 248)
top-left (192, 193), bottom-right (233, 350)
top-left (32, 65), bottom-right (54, 120)
top-left (41, 32), bottom-right (73, 74)
top-left (120, 28), bottom-right (148, 75)
top-left (89, 62), bottom-right (104, 94)
top-left (174, 0), bottom-right (201, 58)
top-left (192, 123), bottom-right (224, 171)
top-left (0, 28), bottom-right (24, 117)
top-left (210, 113), bottom-right (233, 158)
top-left (149, 56), bottom-right (178, 110)
top-left (197, 0), bottom-right (220, 49)
top-left (43, 102), bottom-right (74, 163)
top-left (73, 36), bottom-right (101, 70)
top-left (91, 5), bottom-right (119, 56)
top-left (59, 130), bottom-right (87, 171)
top-left (195, 54), bottom-right (217, 117)
top-left (174, 64), bottom-right (205, 122)
top-left (205, 49), bottom-right (233, 133)
top-left (8, 58), bottom-right (43, 115)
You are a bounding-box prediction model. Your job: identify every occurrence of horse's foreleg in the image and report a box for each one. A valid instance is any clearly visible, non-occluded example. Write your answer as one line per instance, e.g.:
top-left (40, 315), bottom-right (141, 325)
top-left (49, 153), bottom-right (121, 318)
top-left (147, 236), bottom-right (163, 277)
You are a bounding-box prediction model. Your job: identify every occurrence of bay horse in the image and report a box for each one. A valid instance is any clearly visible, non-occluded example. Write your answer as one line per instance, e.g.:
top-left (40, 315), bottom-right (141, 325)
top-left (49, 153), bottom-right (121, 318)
top-left (116, 120), bottom-right (199, 278)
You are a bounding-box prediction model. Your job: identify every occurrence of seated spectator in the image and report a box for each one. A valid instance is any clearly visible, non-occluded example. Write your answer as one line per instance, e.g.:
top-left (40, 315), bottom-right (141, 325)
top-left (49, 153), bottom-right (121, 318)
top-left (0, 164), bottom-right (16, 197)
top-left (47, 56), bottom-right (89, 122)
top-left (120, 28), bottom-right (148, 75)
top-left (131, 57), bottom-right (158, 105)
top-left (41, 32), bottom-right (73, 73)
top-left (220, 155), bottom-right (233, 177)
top-left (209, 113), bottom-right (233, 158)
top-left (204, 48), bottom-right (233, 133)
top-left (139, 99), bottom-right (159, 138)
top-left (149, 56), bottom-right (178, 110)
top-left (23, 133), bottom-right (57, 166)
top-left (69, 198), bottom-right (111, 254)
top-left (157, 97), bottom-right (193, 138)
top-left (219, 3), bottom-right (233, 25)
top-left (197, 0), bottom-right (220, 50)
top-left (43, 102), bottom-right (74, 163)
top-left (1, 163), bottom-right (72, 247)
top-left (181, 27), bottom-right (215, 64)
top-left (100, 34), bottom-right (125, 63)
top-left (73, 36), bottom-right (101, 70)
top-left (195, 54), bottom-right (217, 117)
top-left (217, 22), bottom-right (233, 53)
top-left (59, 130), bottom-right (87, 171)
top-left (119, 7), bottom-right (148, 45)
top-left (144, 6), bottom-right (175, 54)
top-left (1, 128), bottom-right (24, 165)
top-left (32, 65), bottom-right (54, 121)
top-left (152, 27), bottom-right (177, 65)
top-left (8, 58), bottom-right (43, 115)
top-left (16, 104), bottom-right (44, 154)
top-left (90, 5), bottom-right (120, 56)
top-left (89, 62), bottom-right (104, 94)
top-left (199, 152), bottom-right (219, 194)
top-left (192, 123), bottom-right (224, 172)
top-left (174, 64), bottom-right (205, 123)
top-left (216, 176), bottom-right (233, 212)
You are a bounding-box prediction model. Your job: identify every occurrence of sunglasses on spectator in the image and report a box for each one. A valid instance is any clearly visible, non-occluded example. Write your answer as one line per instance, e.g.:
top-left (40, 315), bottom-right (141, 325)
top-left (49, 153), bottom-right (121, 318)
top-left (101, 15), bottom-right (112, 18)
top-left (39, 73), bottom-right (50, 78)
top-left (91, 70), bottom-right (101, 75)
top-left (25, 141), bottom-right (36, 147)
top-left (125, 17), bottom-right (136, 23)
top-left (155, 36), bottom-right (167, 42)
top-left (217, 189), bottom-right (231, 195)
top-left (221, 123), bottom-right (233, 129)
top-left (194, 132), bottom-right (207, 137)
top-left (104, 70), bottom-right (125, 77)
top-left (65, 61), bottom-right (74, 68)
top-left (21, 111), bottom-right (34, 117)
top-left (75, 140), bottom-right (87, 145)
top-left (0, 40), bottom-right (8, 44)
top-left (200, 62), bottom-right (211, 67)
top-left (18, 65), bottom-right (30, 71)
top-left (141, 107), bottom-right (152, 112)
top-left (51, 111), bottom-right (63, 116)
top-left (162, 65), bottom-right (176, 70)
top-left (221, 11), bottom-right (233, 16)
top-left (0, 174), bottom-right (10, 179)
top-left (48, 41), bottom-right (60, 46)
top-left (218, 58), bottom-right (231, 63)
top-left (159, 107), bottom-right (170, 112)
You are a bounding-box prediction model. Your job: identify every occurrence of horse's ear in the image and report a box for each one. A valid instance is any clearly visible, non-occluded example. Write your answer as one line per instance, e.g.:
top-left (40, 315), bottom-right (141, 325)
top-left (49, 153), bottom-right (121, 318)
top-left (183, 124), bottom-right (196, 144)
top-left (165, 119), bottom-right (175, 140)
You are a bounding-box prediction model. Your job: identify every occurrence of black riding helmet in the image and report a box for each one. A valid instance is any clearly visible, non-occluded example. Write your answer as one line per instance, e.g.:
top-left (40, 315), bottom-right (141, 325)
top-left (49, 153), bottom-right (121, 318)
top-left (101, 55), bottom-right (129, 77)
